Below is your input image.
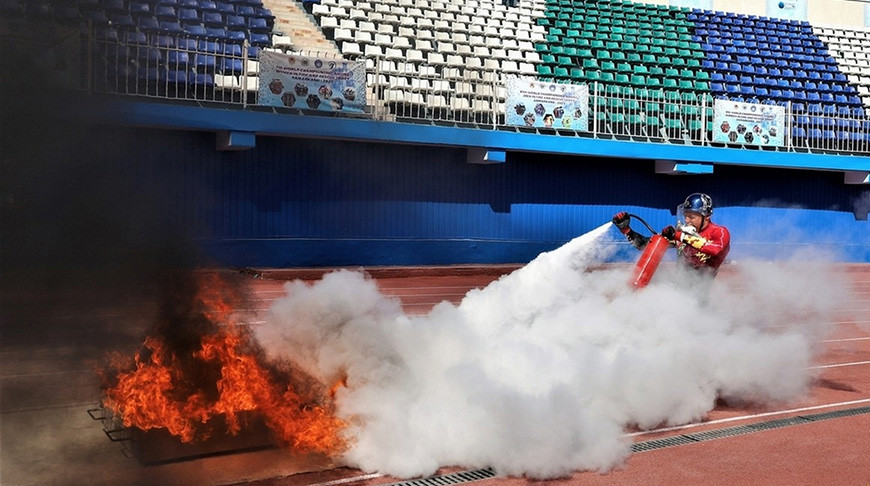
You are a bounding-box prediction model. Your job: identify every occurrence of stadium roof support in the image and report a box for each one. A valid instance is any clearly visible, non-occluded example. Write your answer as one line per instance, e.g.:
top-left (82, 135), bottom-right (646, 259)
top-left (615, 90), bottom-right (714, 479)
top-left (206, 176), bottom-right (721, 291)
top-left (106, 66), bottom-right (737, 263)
top-left (844, 171), bottom-right (870, 184)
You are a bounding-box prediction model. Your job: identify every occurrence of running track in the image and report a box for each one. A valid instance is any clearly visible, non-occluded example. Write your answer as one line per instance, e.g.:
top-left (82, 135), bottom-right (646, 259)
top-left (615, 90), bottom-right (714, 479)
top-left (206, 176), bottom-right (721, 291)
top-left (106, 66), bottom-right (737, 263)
top-left (1, 265), bottom-right (867, 485)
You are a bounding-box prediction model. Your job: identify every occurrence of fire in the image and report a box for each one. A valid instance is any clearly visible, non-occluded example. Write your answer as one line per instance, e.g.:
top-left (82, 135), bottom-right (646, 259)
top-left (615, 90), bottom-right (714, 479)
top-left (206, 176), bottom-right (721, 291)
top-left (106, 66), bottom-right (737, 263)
top-left (101, 272), bottom-right (348, 455)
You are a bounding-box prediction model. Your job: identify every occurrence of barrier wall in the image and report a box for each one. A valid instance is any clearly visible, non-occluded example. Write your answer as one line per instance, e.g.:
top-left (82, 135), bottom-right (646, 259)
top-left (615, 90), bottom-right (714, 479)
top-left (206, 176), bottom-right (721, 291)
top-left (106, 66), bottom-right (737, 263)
top-left (2, 117), bottom-right (866, 269)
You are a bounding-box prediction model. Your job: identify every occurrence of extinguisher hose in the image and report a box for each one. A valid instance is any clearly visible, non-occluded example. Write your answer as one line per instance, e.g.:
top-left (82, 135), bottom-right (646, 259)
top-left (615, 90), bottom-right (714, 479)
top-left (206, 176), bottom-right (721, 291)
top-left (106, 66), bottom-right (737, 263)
top-left (626, 213), bottom-right (659, 236)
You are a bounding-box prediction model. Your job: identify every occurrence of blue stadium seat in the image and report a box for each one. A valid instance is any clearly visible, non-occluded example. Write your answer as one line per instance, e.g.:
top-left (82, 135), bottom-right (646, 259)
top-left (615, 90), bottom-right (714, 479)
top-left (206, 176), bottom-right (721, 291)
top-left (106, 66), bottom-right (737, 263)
top-left (178, 7), bottom-right (198, 22)
top-left (195, 54), bottom-right (217, 72)
top-left (248, 17), bottom-right (269, 32)
top-left (205, 27), bottom-right (228, 41)
top-left (166, 50), bottom-right (190, 66)
top-left (214, 1), bottom-right (235, 15)
top-left (249, 32), bottom-right (270, 46)
top-left (226, 14), bottom-right (246, 29)
top-left (198, 0), bottom-right (218, 12)
top-left (155, 5), bottom-right (177, 20)
top-left (202, 11), bottom-right (223, 26)
top-left (137, 16), bottom-right (160, 32)
top-left (184, 23), bottom-right (206, 37)
top-left (159, 20), bottom-right (184, 35)
top-left (109, 13), bottom-right (135, 29)
top-left (218, 58), bottom-right (243, 75)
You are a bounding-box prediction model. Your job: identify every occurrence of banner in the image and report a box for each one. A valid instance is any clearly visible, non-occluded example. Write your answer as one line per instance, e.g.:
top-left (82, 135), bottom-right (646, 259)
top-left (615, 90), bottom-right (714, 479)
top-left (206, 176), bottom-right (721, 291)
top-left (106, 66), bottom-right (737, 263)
top-left (505, 78), bottom-right (589, 131)
top-left (712, 99), bottom-right (785, 147)
top-left (257, 51), bottom-right (366, 113)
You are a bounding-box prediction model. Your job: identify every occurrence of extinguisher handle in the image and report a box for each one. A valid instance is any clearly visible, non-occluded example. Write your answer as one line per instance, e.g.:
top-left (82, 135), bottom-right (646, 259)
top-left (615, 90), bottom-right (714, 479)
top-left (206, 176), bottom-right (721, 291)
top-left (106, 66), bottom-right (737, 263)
top-left (625, 213), bottom-right (658, 236)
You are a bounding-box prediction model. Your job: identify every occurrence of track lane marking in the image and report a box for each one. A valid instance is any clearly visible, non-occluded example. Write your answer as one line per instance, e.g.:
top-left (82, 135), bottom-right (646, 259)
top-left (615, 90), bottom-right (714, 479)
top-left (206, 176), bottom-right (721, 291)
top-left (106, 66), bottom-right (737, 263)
top-left (627, 398), bottom-right (870, 437)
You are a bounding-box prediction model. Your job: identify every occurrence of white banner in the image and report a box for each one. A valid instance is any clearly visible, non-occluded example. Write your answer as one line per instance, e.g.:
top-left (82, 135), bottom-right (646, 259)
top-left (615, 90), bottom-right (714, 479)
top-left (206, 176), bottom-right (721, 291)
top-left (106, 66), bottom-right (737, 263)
top-left (504, 78), bottom-right (589, 131)
top-left (712, 99), bottom-right (785, 147)
top-left (257, 51), bottom-right (366, 113)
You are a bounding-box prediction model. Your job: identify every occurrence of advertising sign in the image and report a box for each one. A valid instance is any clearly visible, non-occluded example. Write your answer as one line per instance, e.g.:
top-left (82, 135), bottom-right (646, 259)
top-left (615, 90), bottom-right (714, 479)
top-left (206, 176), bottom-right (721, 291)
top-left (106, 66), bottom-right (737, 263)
top-left (505, 78), bottom-right (589, 131)
top-left (712, 99), bottom-right (785, 147)
top-left (258, 51), bottom-right (366, 113)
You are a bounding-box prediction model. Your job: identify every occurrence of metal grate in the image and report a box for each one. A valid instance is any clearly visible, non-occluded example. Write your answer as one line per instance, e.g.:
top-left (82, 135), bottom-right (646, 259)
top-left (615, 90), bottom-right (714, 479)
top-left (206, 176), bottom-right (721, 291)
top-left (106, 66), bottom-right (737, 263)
top-left (377, 407), bottom-right (870, 486)
top-left (383, 468), bottom-right (495, 486)
top-left (631, 405), bottom-right (870, 454)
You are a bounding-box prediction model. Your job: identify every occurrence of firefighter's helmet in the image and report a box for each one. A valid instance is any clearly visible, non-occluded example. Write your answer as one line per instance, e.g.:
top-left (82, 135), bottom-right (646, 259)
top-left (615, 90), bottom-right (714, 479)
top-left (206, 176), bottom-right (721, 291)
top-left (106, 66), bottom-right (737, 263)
top-left (682, 193), bottom-right (713, 216)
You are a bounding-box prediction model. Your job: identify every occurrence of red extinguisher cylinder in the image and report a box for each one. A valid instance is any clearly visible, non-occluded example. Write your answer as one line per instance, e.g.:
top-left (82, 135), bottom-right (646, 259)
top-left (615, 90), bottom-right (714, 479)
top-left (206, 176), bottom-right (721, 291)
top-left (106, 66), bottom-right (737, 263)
top-left (631, 234), bottom-right (670, 289)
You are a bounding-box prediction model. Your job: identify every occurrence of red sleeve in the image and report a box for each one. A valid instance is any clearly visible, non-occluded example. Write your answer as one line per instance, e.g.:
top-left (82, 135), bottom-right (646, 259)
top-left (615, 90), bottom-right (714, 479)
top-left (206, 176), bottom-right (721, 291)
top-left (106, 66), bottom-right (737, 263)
top-left (699, 225), bottom-right (730, 257)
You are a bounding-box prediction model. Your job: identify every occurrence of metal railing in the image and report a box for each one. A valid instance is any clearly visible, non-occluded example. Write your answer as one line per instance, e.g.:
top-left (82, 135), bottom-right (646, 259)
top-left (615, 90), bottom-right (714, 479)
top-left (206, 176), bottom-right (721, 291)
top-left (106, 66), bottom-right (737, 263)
top-left (65, 30), bottom-right (870, 155)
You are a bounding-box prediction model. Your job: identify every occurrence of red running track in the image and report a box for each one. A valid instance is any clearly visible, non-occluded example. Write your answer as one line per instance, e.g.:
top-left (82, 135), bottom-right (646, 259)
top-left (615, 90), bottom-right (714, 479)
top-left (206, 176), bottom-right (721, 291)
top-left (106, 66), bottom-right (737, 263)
top-left (238, 264), bottom-right (870, 486)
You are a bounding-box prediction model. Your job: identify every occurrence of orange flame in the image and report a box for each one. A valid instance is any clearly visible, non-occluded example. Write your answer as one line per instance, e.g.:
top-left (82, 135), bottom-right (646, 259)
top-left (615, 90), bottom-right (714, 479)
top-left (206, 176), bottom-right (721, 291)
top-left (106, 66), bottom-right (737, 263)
top-left (101, 272), bottom-right (348, 455)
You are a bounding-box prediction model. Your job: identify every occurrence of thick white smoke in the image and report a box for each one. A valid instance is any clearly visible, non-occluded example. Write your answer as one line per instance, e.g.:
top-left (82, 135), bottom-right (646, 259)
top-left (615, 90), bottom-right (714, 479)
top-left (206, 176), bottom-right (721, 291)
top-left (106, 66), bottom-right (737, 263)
top-left (256, 223), bottom-right (848, 479)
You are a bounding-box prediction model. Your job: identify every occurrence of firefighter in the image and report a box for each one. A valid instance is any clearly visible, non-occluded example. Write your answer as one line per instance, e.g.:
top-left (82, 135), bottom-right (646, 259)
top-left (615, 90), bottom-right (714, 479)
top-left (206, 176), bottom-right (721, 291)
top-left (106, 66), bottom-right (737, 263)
top-left (612, 193), bottom-right (731, 278)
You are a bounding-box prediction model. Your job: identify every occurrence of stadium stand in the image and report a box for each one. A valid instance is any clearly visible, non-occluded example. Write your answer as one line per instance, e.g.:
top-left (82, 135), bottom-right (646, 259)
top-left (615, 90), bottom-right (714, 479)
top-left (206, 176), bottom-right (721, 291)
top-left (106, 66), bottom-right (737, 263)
top-left (6, 0), bottom-right (870, 152)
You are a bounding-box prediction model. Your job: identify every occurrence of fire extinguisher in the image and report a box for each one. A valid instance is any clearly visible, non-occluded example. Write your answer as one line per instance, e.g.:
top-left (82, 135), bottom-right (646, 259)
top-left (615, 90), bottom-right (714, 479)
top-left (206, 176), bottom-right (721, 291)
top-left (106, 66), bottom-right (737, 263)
top-left (620, 213), bottom-right (672, 290)
top-left (630, 233), bottom-right (670, 289)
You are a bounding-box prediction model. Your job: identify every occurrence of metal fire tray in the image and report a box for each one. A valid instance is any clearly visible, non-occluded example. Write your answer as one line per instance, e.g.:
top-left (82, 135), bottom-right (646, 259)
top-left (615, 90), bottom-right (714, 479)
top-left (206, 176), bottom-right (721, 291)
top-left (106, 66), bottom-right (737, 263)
top-left (88, 405), bottom-right (276, 465)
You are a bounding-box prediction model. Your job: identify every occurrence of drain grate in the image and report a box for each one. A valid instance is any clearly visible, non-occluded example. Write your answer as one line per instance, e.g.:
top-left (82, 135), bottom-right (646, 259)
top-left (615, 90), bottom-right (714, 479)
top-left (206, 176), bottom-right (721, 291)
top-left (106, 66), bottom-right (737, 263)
top-left (631, 405), bottom-right (870, 454)
top-left (383, 406), bottom-right (870, 486)
top-left (384, 468), bottom-right (495, 486)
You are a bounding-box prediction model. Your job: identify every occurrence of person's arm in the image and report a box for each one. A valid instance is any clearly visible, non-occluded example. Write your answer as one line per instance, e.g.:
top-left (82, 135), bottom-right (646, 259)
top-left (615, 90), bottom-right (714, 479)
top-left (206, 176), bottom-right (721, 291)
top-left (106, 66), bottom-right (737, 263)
top-left (613, 212), bottom-right (649, 250)
top-left (676, 225), bottom-right (729, 257)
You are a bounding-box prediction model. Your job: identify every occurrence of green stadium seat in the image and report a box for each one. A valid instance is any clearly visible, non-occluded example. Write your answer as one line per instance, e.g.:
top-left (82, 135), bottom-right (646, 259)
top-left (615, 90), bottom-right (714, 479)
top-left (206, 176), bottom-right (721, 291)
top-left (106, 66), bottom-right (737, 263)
top-left (682, 105), bottom-right (701, 117)
top-left (678, 80), bottom-right (695, 91)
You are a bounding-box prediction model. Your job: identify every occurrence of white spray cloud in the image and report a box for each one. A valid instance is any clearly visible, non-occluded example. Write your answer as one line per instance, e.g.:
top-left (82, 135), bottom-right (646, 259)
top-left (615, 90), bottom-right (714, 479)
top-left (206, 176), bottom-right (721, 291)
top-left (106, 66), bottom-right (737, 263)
top-left (256, 223), bottom-right (850, 479)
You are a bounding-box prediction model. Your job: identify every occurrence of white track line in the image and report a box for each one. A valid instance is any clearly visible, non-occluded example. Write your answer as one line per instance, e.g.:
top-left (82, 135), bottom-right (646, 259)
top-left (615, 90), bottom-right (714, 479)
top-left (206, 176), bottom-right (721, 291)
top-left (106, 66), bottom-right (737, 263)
top-left (306, 473), bottom-right (384, 486)
top-left (822, 337), bottom-right (870, 343)
top-left (810, 360), bottom-right (870, 369)
top-left (627, 398), bottom-right (870, 437)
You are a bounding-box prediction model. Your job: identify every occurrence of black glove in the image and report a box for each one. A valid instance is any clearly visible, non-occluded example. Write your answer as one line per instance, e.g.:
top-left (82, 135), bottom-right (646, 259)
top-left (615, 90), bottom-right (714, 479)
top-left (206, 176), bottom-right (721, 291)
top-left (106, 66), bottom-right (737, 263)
top-left (612, 212), bottom-right (630, 230)
top-left (661, 225), bottom-right (676, 241)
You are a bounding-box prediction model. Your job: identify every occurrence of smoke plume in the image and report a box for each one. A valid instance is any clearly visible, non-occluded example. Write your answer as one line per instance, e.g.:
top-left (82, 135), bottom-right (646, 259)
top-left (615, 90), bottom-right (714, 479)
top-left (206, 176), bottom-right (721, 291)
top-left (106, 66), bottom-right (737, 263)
top-left (256, 223), bottom-right (848, 479)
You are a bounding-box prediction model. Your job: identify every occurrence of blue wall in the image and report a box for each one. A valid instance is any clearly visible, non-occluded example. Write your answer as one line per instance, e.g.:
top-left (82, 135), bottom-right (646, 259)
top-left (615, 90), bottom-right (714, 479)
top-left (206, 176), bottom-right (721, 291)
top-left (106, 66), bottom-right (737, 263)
top-left (4, 118), bottom-right (865, 270)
